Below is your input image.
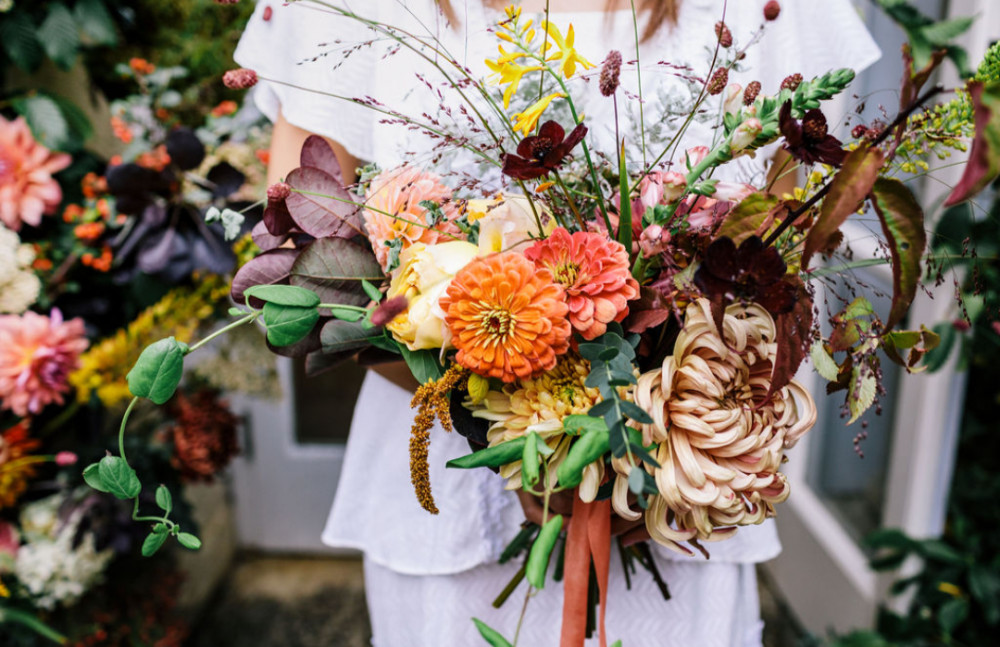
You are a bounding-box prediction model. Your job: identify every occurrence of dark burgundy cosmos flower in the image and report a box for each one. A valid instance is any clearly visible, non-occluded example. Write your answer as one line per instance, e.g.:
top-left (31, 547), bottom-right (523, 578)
top-left (694, 235), bottom-right (797, 315)
top-left (779, 101), bottom-right (848, 167)
top-left (502, 120), bottom-right (588, 180)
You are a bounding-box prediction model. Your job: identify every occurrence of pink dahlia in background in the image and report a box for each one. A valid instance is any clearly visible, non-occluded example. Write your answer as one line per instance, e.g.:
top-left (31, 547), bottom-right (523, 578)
top-left (363, 165), bottom-right (462, 271)
top-left (0, 310), bottom-right (88, 416)
top-left (0, 117), bottom-right (71, 231)
top-left (525, 228), bottom-right (639, 340)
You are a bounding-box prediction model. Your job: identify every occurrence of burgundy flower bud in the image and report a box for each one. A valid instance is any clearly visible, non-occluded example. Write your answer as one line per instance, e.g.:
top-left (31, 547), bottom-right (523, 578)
top-left (267, 181), bottom-right (292, 200)
top-left (851, 124), bottom-right (868, 139)
top-left (55, 452), bottom-right (78, 466)
top-left (223, 68), bottom-right (258, 90)
top-left (370, 296), bottom-right (408, 328)
top-left (715, 21), bottom-right (733, 48)
top-left (743, 81), bottom-right (761, 105)
top-left (763, 1), bottom-right (781, 21)
top-left (599, 50), bottom-right (623, 97)
top-left (952, 318), bottom-right (971, 332)
top-left (780, 73), bottom-right (803, 91)
top-left (707, 68), bottom-right (729, 95)
top-left (263, 5), bottom-right (273, 21)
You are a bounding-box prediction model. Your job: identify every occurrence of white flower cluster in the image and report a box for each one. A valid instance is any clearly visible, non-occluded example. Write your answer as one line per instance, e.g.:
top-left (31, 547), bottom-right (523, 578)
top-left (13, 493), bottom-right (114, 610)
top-left (0, 225), bottom-right (41, 313)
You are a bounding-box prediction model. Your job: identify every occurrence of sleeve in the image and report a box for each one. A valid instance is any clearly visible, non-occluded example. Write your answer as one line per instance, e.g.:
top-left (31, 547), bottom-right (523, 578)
top-left (731, 0), bottom-right (882, 95)
top-left (233, 0), bottom-right (382, 162)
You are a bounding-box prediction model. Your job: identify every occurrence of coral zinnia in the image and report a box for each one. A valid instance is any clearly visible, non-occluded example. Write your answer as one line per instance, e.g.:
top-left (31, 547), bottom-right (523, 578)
top-left (0, 116), bottom-right (71, 231)
top-left (524, 228), bottom-right (639, 340)
top-left (630, 299), bottom-right (816, 551)
top-left (0, 310), bottom-right (88, 416)
top-left (0, 423), bottom-right (42, 510)
top-left (441, 252), bottom-right (570, 382)
top-left (363, 165), bottom-right (462, 271)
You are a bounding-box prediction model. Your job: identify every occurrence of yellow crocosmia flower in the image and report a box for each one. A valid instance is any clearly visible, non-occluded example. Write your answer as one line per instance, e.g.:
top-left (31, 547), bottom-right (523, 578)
top-left (504, 4), bottom-right (522, 20)
top-left (542, 21), bottom-right (593, 79)
top-left (512, 92), bottom-right (565, 136)
top-left (485, 47), bottom-right (544, 109)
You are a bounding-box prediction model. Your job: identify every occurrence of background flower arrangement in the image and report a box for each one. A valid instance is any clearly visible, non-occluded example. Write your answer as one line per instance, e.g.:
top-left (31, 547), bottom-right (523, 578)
top-left (0, 3), bottom-right (274, 643)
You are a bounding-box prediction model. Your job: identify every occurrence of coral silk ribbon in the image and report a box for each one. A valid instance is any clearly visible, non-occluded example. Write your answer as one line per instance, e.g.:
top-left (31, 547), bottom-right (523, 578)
top-left (560, 497), bottom-right (611, 647)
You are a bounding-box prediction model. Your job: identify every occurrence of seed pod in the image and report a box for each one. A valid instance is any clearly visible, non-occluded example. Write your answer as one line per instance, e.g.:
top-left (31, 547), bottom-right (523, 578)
top-left (526, 514), bottom-right (564, 589)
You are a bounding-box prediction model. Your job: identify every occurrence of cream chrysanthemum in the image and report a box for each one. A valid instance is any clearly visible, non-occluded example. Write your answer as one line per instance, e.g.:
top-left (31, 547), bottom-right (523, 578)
top-left (465, 353), bottom-right (608, 498)
top-left (630, 299), bottom-right (816, 553)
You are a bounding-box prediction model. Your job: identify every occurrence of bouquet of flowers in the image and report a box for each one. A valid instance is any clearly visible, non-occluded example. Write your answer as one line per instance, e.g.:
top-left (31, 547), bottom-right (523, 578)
top-left (96, 1), bottom-right (1000, 644)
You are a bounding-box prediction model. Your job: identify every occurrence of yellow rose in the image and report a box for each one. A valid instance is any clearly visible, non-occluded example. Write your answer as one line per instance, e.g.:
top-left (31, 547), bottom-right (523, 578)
top-left (468, 194), bottom-right (555, 254)
top-left (386, 240), bottom-right (479, 350)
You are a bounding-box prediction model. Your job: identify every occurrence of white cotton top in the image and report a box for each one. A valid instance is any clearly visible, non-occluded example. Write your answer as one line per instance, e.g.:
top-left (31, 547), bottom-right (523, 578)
top-left (234, 0), bottom-right (880, 575)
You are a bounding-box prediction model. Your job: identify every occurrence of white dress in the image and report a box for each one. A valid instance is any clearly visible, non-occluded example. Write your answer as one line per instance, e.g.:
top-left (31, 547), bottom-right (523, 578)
top-left (235, 2), bottom-right (880, 645)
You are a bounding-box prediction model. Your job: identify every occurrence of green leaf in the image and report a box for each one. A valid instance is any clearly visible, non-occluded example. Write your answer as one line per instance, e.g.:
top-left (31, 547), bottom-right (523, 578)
top-left (320, 319), bottom-right (371, 354)
top-left (0, 607), bottom-right (67, 644)
top-left (228, 307), bottom-right (245, 317)
top-left (810, 342), bottom-right (840, 382)
top-left (327, 306), bottom-right (365, 322)
top-left (562, 414), bottom-right (608, 436)
top-left (126, 337), bottom-right (188, 404)
top-left (262, 302), bottom-right (320, 347)
top-left (556, 430), bottom-right (610, 488)
top-left (871, 178), bottom-right (927, 332)
top-left (399, 347), bottom-right (442, 385)
top-left (244, 284), bottom-right (321, 308)
top-left (155, 485), bottom-right (173, 513)
top-left (918, 540), bottom-right (965, 564)
top-left (844, 297), bottom-right (875, 320)
top-left (802, 147), bottom-right (884, 270)
top-left (83, 462), bottom-right (109, 493)
top-left (177, 533), bottom-right (202, 551)
top-left (361, 279), bottom-right (382, 303)
top-left (0, 12), bottom-right (45, 71)
top-left (142, 529), bottom-right (169, 557)
top-left (471, 618), bottom-right (513, 647)
top-left (920, 16), bottom-right (974, 45)
top-left (74, 0), bottom-right (119, 46)
top-left (97, 456), bottom-right (141, 500)
top-left (10, 94), bottom-right (70, 151)
top-left (939, 597), bottom-right (969, 635)
top-left (848, 365), bottom-right (877, 424)
top-left (50, 92), bottom-right (94, 150)
top-left (37, 3), bottom-right (81, 69)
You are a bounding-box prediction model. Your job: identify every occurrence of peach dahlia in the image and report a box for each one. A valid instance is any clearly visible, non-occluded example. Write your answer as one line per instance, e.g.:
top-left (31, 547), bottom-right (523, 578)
top-left (524, 228), bottom-right (639, 340)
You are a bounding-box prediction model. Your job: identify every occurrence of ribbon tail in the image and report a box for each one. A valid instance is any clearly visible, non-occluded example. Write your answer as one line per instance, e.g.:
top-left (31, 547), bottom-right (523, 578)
top-left (588, 498), bottom-right (612, 647)
top-left (560, 497), bottom-right (593, 647)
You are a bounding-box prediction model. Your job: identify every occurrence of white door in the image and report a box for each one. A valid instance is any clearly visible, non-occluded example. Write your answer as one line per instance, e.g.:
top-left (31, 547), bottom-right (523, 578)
top-left (229, 353), bottom-right (367, 553)
top-left (764, 0), bottom-right (997, 633)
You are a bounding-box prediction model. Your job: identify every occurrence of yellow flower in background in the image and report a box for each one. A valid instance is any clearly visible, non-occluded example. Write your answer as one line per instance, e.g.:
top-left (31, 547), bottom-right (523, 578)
top-left (512, 92), bottom-right (565, 136)
top-left (485, 46), bottom-right (543, 109)
top-left (542, 21), bottom-right (593, 79)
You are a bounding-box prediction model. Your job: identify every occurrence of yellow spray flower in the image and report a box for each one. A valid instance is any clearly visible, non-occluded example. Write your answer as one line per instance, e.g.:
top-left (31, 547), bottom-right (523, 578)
top-left (485, 46), bottom-right (544, 109)
top-left (542, 21), bottom-right (593, 79)
top-left (512, 92), bottom-right (565, 136)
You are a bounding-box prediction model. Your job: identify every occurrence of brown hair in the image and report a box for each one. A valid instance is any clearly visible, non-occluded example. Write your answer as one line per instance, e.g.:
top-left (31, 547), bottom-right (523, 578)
top-left (437, 1), bottom-right (680, 42)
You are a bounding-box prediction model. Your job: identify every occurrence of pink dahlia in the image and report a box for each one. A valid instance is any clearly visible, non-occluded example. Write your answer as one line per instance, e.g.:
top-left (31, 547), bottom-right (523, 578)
top-left (524, 228), bottom-right (639, 340)
top-left (363, 165), bottom-right (462, 271)
top-left (0, 117), bottom-right (71, 231)
top-left (0, 310), bottom-right (88, 416)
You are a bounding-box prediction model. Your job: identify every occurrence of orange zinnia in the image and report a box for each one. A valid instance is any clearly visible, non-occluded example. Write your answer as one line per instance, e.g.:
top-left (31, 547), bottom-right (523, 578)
top-left (524, 228), bottom-right (639, 340)
top-left (442, 252), bottom-right (570, 382)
